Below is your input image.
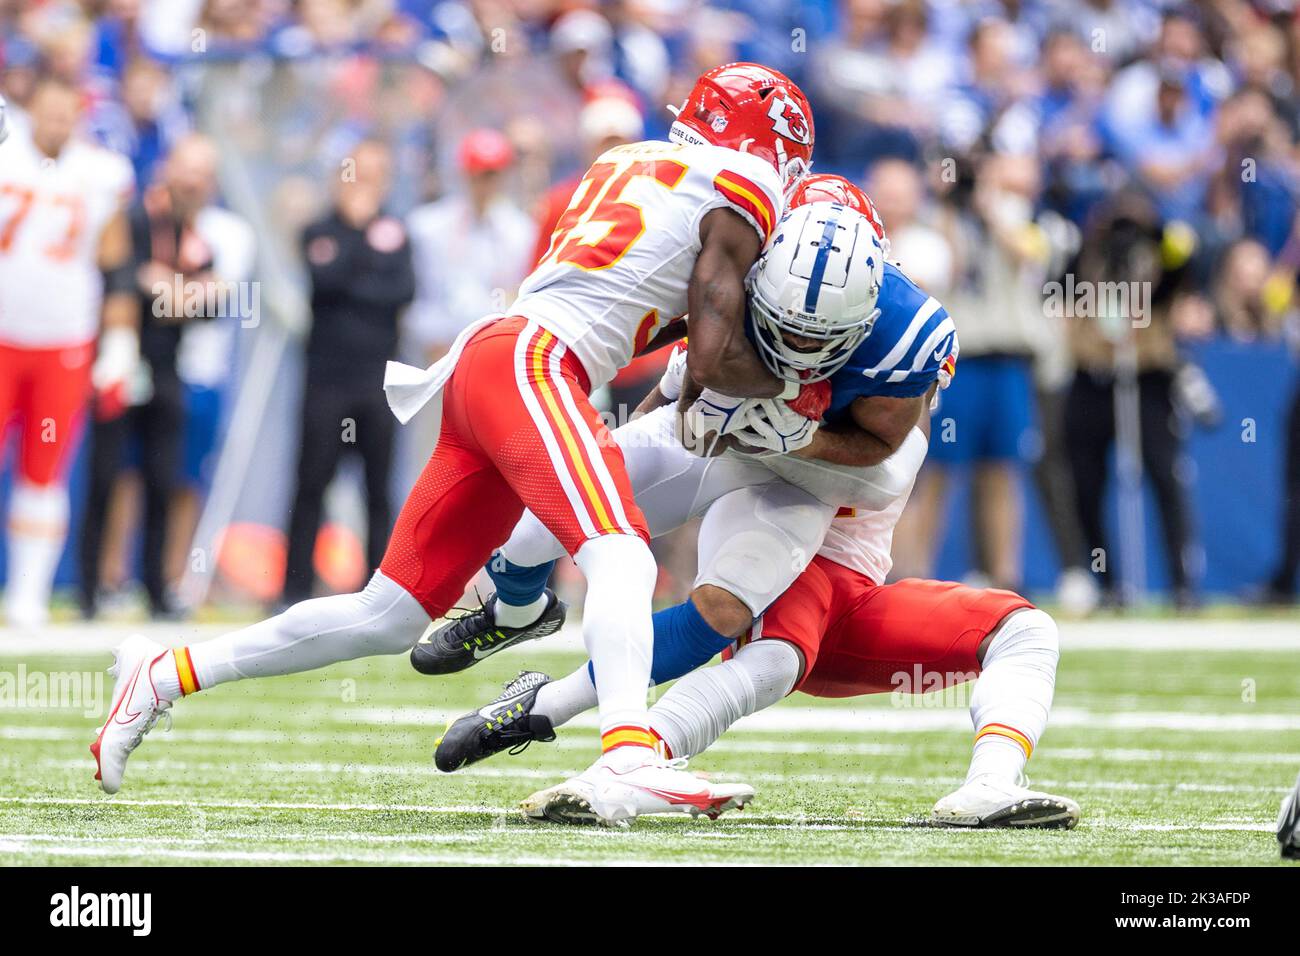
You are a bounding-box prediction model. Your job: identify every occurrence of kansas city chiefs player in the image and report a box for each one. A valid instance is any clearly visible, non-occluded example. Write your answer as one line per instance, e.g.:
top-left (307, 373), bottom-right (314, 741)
top-left (429, 175), bottom-right (1077, 830)
top-left (92, 63), bottom-right (822, 825)
top-left (0, 78), bottom-right (136, 627)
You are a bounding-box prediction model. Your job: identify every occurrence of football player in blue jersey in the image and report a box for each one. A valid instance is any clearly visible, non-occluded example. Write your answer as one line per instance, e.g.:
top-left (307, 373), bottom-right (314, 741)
top-left (406, 179), bottom-right (971, 820)
top-left (426, 177), bottom-right (1077, 830)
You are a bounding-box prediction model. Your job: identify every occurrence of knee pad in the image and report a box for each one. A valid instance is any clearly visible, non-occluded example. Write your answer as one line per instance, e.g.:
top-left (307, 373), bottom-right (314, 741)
top-left (695, 483), bottom-right (834, 616)
top-left (734, 639), bottom-right (802, 710)
top-left (499, 509), bottom-right (568, 569)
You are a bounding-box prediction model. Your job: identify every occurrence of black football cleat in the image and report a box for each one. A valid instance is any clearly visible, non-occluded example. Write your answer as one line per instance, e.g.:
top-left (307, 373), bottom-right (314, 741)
top-left (1278, 769), bottom-right (1300, 860)
top-left (434, 671), bottom-right (557, 772)
top-left (410, 589), bottom-right (566, 676)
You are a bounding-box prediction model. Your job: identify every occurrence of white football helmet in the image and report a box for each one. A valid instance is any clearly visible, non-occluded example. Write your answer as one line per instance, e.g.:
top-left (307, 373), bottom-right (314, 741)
top-left (748, 201), bottom-right (885, 382)
top-left (0, 94), bottom-right (8, 146)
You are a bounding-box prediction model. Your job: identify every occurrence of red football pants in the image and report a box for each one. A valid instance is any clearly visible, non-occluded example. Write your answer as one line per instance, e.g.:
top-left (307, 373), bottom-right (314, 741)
top-left (380, 317), bottom-right (648, 617)
top-left (736, 555), bottom-right (1034, 697)
top-left (0, 340), bottom-right (93, 486)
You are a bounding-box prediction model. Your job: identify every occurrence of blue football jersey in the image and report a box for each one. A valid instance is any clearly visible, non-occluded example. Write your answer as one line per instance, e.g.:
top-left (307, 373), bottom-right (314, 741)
top-left (824, 262), bottom-right (958, 421)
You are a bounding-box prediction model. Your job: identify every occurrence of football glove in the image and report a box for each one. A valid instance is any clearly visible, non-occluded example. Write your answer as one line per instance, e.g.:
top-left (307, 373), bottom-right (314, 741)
top-left (92, 327), bottom-right (149, 421)
top-left (731, 397), bottom-right (820, 455)
top-left (657, 343), bottom-right (689, 401)
top-left (681, 388), bottom-right (753, 457)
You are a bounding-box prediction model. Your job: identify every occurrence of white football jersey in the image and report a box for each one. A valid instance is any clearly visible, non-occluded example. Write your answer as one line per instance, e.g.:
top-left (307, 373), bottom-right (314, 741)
top-left (817, 481), bottom-right (916, 585)
top-left (510, 139), bottom-right (784, 389)
top-left (0, 131), bottom-right (134, 348)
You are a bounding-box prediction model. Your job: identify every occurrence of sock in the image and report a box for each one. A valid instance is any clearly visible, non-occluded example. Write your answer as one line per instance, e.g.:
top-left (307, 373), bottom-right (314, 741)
top-left (185, 572), bottom-right (430, 690)
top-left (532, 665), bottom-right (598, 726)
top-left (493, 592), bottom-right (549, 629)
top-left (573, 535), bottom-right (657, 769)
top-left (649, 640), bottom-right (800, 758)
top-left (648, 597), bottom-right (737, 685)
top-left (967, 734), bottom-right (1029, 785)
top-left (150, 647), bottom-right (200, 702)
top-left (535, 598), bottom-right (739, 730)
top-left (486, 551), bottom-right (554, 626)
top-left (965, 607), bottom-right (1059, 786)
top-left (579, 595), bottom-right (738, 686)
top-left (4, 481), bottom-right (69, 625)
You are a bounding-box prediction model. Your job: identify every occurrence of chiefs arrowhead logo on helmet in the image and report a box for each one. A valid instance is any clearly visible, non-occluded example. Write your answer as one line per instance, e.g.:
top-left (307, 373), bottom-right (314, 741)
top-left (767, 95), bottom-right (811, 146)
top-left (667, 63), bottom-right (815, 185)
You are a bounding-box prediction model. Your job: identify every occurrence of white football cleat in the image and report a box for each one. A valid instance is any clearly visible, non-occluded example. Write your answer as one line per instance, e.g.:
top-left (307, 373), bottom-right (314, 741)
top-left (521, 758), bottom-right (754, 827)
top-left (90, 635), bottom-right (173, 794)
top-left (931, 776), bottom-right (1080, 829)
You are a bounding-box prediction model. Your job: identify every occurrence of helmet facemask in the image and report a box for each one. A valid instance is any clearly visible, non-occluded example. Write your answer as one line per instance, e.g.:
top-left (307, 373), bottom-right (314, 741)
top-left (748, 283), bottom-right (879, 384)
top-left (745, 201), bottom-right (886, 384)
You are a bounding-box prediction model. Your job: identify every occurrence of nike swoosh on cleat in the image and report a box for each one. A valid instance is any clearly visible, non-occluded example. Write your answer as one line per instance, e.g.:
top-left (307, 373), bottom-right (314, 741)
top-left (113, 661), bottom-right (146, 724)
top-left (477, 701), bottom-right (513, 720)
top-left (471, 639), bottom-right (521, 661)
top-left (632, 785), bottom-right (725, 814)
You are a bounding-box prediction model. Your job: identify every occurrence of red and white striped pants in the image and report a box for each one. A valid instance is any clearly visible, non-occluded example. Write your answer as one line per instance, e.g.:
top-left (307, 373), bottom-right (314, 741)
top-left (380, 316), bottom-right (648, 617)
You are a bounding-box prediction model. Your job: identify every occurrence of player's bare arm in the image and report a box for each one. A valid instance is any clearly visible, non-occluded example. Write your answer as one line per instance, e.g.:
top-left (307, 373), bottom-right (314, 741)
top-left (794, 391), bottom-right (926, 466)
top-left (684, 207), bottom-right (785, 398)
top-left (633, 384), bottom-right (670, 419)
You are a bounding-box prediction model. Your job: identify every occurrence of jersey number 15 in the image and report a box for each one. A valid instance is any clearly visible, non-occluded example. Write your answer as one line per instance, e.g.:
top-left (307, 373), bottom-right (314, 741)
top-left (540, 159), bottom-right (687, 272)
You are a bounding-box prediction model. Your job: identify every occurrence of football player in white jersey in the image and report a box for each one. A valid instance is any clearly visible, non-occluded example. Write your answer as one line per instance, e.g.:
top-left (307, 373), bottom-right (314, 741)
top-left (446, 415), bottom-right (1079, 829)
top-left (92, 64), bottom-right (831, 825)
top-left (0, 77), bottom-right (136, 627)
top-left (430, 176), bottom-right (1077, 828)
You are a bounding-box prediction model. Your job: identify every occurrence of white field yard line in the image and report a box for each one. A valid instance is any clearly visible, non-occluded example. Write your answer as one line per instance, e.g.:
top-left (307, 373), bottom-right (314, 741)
top-left (3, 760), bottom-right (1290, 794)
top-left (5, 724), bottom-right (1299, 766)
top-left (6, 617), bottom-right (1300, 655)
top-left (0, 814), bottom-right (1276, 842)
top-left (0, 795), bottom-right (506, 813)
top-left (8, 706), bottom-right (1300, 740)
top-left (344, 705), bottom-right (1300, 734)
top-left (1, 830), bottom-right (642, 846)
top-left (0, 839), bottom-right (665, 866)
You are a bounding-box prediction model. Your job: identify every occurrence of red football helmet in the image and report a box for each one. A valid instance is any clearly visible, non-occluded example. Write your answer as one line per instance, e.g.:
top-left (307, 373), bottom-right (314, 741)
top-left (788, 173), bottom-right (886, 242)
top-left (668, 62), bottom-right (814, 184)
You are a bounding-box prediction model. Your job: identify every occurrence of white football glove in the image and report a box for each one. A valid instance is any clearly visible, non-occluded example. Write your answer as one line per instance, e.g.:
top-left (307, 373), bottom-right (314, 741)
top-left (92, 327), bottom-right (150, 419)
top-left (657, 344), bottom-right (689, 401)
top-left (91, 327), bottom-right (140, 391)
top-left (730, 398), bottom-right (820, 456)
top-left (680, 387), bottom-right (754, 456)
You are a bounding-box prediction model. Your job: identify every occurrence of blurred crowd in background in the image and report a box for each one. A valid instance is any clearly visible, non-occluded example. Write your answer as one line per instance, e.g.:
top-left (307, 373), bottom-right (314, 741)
top-left (2, 0), bottom-right (1299, 621)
